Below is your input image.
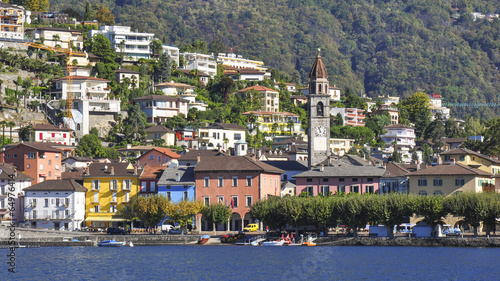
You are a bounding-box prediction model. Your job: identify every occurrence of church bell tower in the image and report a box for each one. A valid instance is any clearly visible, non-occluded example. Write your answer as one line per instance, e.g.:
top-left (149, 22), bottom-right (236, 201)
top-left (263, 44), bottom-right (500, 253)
top-left (308, 49), bottom-right (331, 169)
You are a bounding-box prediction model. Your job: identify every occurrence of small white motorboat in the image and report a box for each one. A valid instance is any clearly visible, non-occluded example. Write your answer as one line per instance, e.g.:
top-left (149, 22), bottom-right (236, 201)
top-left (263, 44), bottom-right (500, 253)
top-left (98, 240), bottom-right (124, 247)
top-left (129, 241), bottom-right (134, 247)
top-left (261, 240), bottom-right (286, 246)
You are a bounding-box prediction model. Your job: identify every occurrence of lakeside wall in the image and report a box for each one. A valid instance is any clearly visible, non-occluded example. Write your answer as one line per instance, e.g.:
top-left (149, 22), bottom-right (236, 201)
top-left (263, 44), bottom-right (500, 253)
top-left (317, 237), bottom-right (500, 247)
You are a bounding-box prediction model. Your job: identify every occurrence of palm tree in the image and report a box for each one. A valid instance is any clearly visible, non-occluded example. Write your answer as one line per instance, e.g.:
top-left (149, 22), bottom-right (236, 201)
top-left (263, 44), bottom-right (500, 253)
top-left (52, 34), bottom-right (60, 47)
top-left (287, 119), bottom-right (294, 136)
top-left (0, 121), bottom-right (6, 147)
top-left (6, 121), bottom-right (15, 142)
top-left (223, 138), bottom-right (229, 151)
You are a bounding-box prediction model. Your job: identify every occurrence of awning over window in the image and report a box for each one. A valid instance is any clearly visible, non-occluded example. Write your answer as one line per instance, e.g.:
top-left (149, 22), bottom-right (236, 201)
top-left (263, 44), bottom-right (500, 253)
top-left (85, 215), bottom-right (125, 222)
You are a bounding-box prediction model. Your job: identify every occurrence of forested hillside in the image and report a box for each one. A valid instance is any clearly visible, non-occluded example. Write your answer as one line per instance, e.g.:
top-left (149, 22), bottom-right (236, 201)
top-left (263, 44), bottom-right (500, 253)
top-left (47, 0), bottom-right (500, 119)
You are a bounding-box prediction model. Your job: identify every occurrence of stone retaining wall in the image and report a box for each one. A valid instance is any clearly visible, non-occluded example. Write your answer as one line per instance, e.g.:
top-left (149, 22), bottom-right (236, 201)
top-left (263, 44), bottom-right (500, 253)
top-left (317, 237), bottom-right (500, 247)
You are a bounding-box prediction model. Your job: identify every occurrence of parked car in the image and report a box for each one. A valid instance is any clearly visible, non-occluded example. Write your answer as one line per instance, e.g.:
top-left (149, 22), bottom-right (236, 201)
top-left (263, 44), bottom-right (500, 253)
top-left (107, 227), bottom-right (126, 235)
top-left (243, 224), bottom-right (259, 232)
top-left (160, 221), bottom-right (174, 234)
top-left (168, 227), bottom-right (187, 235)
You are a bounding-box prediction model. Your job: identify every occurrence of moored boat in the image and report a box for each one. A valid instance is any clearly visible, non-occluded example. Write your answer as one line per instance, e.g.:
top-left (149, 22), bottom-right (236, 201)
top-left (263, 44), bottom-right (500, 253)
top-left (261, 240), bottom-right (286, 246)
top-left (98, 240), bottom-right (124, 247)
top-left (198, 235), bottom-right (210, 244)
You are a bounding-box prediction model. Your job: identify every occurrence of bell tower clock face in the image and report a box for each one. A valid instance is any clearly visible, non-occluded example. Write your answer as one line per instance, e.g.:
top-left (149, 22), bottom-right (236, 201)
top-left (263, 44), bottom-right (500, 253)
top-left (314, 125), bottom-right (327, 137)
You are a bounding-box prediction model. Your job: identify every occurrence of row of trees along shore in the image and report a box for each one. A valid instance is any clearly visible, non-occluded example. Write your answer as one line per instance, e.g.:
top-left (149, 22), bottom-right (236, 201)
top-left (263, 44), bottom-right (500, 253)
top-left (250, 193), bottom-right (500, 238)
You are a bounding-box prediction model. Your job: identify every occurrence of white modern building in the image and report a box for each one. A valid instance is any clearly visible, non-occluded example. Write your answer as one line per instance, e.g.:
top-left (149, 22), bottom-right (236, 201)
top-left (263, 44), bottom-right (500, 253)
top-left (427, 93), bottom-right (450, 119)
top-left (23, 179), bottom-right (86, 230)
top-left (163, 45), bottom-right (180, 66)
top-left (215, 53), bottom-right (266, 71)
top-left (0, 163), bottom-right (33, 224)
top-left (329, 138), bottom-right (355, 156)
top-left (25, 27), bottom-right (84, 49)
top-left (155, 82), bottom-right (207, 112)
top-left (114, 68), bottom-right (140, 88)
top-left (381, 124), bottom-right (416, 147)
top-left (238, 85), bottom-right (279, 113)
top-left (197, 123), bottom-right (246, 151)
top-left (33, 123), bottom-right (75, 146)
top-left (52, 75), bottom-right (121, 139)
top-left (181, 52), bottom-right (217, 78)
top-left (330, 107), bottom-right (366, 127)
top-left (89, 25), bottom-right (155, 61)
top-left (134, 95), bottom-right (189, 123)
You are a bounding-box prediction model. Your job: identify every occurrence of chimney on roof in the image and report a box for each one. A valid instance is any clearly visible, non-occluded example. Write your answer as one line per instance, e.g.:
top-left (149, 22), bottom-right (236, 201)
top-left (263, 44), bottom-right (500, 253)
top-left (133, 166), bottom-right (138, 175)
top-left (85, 166), bottom-right (89, 175)
top-left (450, 158), bottom-right (455, 165)
top-left (110, 166), bottom-right (115, 175)
top-left (176, 172), bottom-right (180, 182)
top-left (197, 153), bottom-right (201, 163)
top-left (59, 123), bottom-right (62, 129)
top-left (320, 165), bottom-right (324, 172)
top-left (13, 169), bottom-right (17, 178)
top-left (417, 162), bottom-right (421, 171)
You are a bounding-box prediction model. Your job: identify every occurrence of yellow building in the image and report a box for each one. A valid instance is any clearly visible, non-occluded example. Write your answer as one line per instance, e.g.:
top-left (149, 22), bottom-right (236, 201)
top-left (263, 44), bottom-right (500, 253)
top-left (242, 111), bottom-right (303, 136)
top-left (83, 162), bottom-right (143, 229)
top-left (407, 163), bottom-right (493, 196)
top-left (440, 148), bottom-right (500, 175)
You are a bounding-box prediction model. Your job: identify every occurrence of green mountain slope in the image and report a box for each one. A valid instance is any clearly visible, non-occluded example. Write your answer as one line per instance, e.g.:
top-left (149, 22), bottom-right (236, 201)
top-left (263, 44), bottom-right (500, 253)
top-left (49, 0), bottom-right (500, 119)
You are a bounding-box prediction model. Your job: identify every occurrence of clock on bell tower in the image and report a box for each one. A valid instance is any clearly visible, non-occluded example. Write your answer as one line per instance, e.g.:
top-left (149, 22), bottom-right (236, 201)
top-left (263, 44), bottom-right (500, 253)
top-left (308, 49), bottom-right (331, 169)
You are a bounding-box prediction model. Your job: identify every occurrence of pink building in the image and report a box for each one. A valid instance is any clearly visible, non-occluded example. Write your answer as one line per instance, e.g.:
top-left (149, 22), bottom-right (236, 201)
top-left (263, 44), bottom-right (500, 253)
top-left (137, 147), bottom-right (181, 166)
top-left (139, 165), bottom-right (165, 196)
top-left (0, 142), bottom-right (65, 184)
top-left (194, 156), bottom-right (283, 231)
top-left (294, 165), bottom-right (385, 196)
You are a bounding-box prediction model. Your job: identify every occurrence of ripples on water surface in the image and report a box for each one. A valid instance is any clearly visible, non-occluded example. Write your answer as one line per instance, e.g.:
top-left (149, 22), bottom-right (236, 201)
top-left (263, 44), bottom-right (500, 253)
top-left (1, 245), bottom-right (499, 280)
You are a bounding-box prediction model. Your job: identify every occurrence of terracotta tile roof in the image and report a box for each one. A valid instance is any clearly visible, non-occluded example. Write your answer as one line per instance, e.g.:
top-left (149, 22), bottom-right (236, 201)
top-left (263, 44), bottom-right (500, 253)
top-left (194, 156), bottom-right (284, 174)
top-left (238, 85), bottom-right (278, 93)
top-left (148, 147), bottom-right (181, 159)
top-left (295, 165), bottom-right (386, 178)
top-left (309, 55), bottom-right (328, 78)
top-left (33, 124), bottom-right (73, 131)
top-left (272, 138), bottom-right (307, 145)
top-left (83, 162), bottom-right (143, 177)
top-left (178, 149), bottom-right (225, 162)
top-left (155, 82), bottom-right (194, 88)
top-left (175, 69), bottom-right (209, 77)
top-left (52, 76), bottom-right (110, 82)
top-left (440, 148), bottom-right (500, 164)
top-left (133, 95), bottom-right (189, 102)
top-left (3, 142), bottom-right (63, 153)
top-left (290, 95), bottom-right (307, 99)
top-left (24, 179), bottom-right (86, 192)
top-left (238, 68), bottom-right (265, 74)
top-left (0, 163), bottom-right (33, 181)
top-left (140, 165), bottom-right (165, 179)
top-left (443, 138), bottom-right (467, 144)
top-left (61, 167), bottom-right (84, 180)
top-left (145, 125), bottom-right (174, 133)
top-left (406, 163), bottom-right (492, 176)
top-left (382, 162), bottom-right (410, 178)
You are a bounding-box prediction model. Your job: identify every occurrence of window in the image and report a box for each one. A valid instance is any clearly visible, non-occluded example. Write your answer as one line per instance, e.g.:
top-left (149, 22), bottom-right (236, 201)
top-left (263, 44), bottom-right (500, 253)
top-left (339, 178), bottom-right (345, 182)
top-left (27, 164), bottom-right (30, 169)
top-left (455, 178), bottom-right (465, 186)
top-left (322, 178), bottom-right (329, 182)
top-left (321, 186), bottom-right (330, 196)
top-left (166, 192), bottom-right (171, 201)
top-left (232, 176), bottom-right (238, 187)
top-left (203, 196), bottom-right (210, 206)
top-left (158, 155), bottom-right (161, 162)
top-left (40, 164), bottom-right (44, 170)
top-left (27, 152), bottom-right (36, 159)
top-left (434, 191), bottom-right (443, 196)
top-left (306, 178), bottom-right (313, 183)
top-left (4, 154), bottom-right (7, 159)
top-left (460, 156), bottom-right (465, 161)
top-left (125, 192), bottom-right (130, 202)
top-left (65, 198), bottom-right (69, 206)
top-left (13, 153), bottom-right (17, 159)
top-left (218, 177), bottom-right (223, 187)
top-left (204, 177), bottom-right (210, 187)
top-left (418, 179), bottom-right (427, 186)
top-left (55, 154), bottom-right (59, 160)
top-left (246, 176), bottom-right (252, 186)
top-left (55, 165), bottom-right (60, 171)
top-left (112, 192), bottom-right (117, 202)
top-left (352, 178), bottom-right (358, 182)
top-left (337, 185), bottom-right (345, 193)
top-left (350, 185), bottom-right (359, 193)
top-left (246, 196), bottom-right (252, 206)
top-left (419, 191), bottom-right (428, 196)
top-left (231, 196), bottom-right (238, 208)
top-left (111, 205), bottom-right (117, 212)
top-left (44, 199), bottom-right (49, 207)
top-left (433, 179), bottom-right (443, 186)
top-left (56, 198), bottom-right (60, 206)
top-left (94, 205), bottom-right (100, 213)
top-left (92, 180), bottom-right (100, 190)
top-left (234, 133), bottom-right (241, 140)
top-left (49, 160), bottom-right (52, 165)
top-left (123, 179), bottom-right (131, 190)
top-left (93, 192), bottom-right (98, 202)
top-left (366, 185), bottom-right (374, 194)
top-left (141, 181), bottom-right (147, 192)
top-left (150, 182), bottom-right (156, 192)
top-left (48, 171), bottom-right (52, 177)
top-left (149, 154), bottom-right (154, 160)
top-left (367, 178), bottom-right (373, 182)
top-left (306, 186), bottom-right (314, 197)
top-left (183, 191), bottom-right (188, 201)
top-left (217, 196), bottom-right (224, 204)
top-left (65, 209), bottom-right (69, 217)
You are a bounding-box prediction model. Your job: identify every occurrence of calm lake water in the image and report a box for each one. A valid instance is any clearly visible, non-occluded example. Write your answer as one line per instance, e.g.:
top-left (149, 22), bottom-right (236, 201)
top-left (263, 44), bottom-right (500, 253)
top-left (1, 245), bottom-right (499, 280)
